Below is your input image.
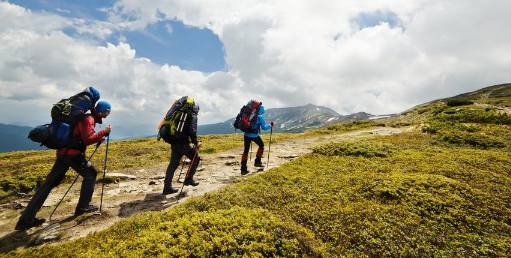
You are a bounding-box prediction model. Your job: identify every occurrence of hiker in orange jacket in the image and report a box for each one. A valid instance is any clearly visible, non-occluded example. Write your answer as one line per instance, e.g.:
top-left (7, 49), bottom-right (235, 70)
top-left (15, 101), bottom-right (112, 231)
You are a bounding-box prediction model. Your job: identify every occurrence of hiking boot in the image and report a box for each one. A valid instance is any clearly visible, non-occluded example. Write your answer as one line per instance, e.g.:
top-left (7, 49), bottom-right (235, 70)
top-left (74, 204), bottom-right (99, 216)
top-left (183, 178), bottom-right (199, 186)
top-left (162, 186), bottom-right (179, 195)
top-left (15, 218), bottom-right (46, 231)
top-left (254, 158), bottom-right (264, 167)
top-left (241, 164), bottom-right (249, 175)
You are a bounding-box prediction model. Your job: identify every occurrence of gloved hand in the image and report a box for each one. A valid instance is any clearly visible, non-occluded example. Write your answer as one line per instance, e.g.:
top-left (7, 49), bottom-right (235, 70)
top-left (196, 141), bottom-right (202, 149)
top-left (270, 121), bottom-right (275, 127)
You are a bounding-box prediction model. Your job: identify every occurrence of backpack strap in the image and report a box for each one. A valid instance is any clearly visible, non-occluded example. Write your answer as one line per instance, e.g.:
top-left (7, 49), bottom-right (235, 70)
top-left (66, 114), bottom-right (92, 152)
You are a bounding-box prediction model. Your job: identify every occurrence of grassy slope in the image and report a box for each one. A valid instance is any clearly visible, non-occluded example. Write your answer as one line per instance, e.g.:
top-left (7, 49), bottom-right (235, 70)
top-left (0, 124), bottom-right (369, 202)
top-left (2, 84), bottom-right (511, 257)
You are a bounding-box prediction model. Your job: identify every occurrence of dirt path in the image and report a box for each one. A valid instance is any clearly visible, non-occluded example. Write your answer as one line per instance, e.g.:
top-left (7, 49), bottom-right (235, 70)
top-left (0, 127), bottom-right (403, 253)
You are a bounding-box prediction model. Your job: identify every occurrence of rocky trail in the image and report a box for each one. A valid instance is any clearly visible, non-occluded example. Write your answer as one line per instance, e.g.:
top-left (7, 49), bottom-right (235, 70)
top-left (0, 127), bottom-right (403, 253)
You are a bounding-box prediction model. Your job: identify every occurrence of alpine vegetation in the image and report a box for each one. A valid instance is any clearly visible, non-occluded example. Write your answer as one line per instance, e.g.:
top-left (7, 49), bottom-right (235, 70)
top-left (1, 84), bottom-right (510, 257)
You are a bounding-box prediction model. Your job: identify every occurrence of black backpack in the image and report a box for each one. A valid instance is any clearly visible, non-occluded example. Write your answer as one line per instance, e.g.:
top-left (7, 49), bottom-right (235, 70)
top-left (28, 87), bottom-right (100, 149)
top-left (234, 100), bottom-right (261, 133)
top-left (157, 96), bottom-right (195, 144)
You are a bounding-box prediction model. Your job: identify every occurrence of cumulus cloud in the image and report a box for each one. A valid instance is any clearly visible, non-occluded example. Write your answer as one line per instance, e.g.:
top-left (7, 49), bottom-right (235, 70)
top-left (1, 0), bottom-right (511, 132)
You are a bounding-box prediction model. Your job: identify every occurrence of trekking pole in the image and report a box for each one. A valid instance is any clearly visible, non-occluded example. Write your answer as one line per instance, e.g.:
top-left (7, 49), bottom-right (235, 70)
top-left (49, 142), bottom-right (101, 221)
top-left (176, 156), bottom-right (186, 182)
top-left (266, 127), bottom-right (273, 170)
top-left (177, 147), bottom-right (200, 203)
top-left (250, 142), bottom-right (253, 161)
top-left (99, 134), bottom-right (110, 214)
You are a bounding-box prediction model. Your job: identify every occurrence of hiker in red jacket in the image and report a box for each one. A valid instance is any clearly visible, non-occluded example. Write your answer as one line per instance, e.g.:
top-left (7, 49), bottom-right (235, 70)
top-left (15, 101), bottom-right (113, 231)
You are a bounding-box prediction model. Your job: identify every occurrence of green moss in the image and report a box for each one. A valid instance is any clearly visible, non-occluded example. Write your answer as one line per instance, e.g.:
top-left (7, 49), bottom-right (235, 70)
top-left (5, 134), bottom-right (511, 257)
top-left (3, 91), bottom-right (511, 256)
top-left (8, 207), bottom-right (326, 257)
top-left (311, 120), bottom-right (376, 135)
top-left (312, 141), bottom-right (397, 158)
top-left (435, 108), bottom-right (511, 125)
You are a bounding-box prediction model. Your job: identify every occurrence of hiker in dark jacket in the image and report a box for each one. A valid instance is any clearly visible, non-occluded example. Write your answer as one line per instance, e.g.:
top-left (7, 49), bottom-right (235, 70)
top-left (241, 105), bottom-right (274, 175)
top-left (162, 103), bottom-right (202, 195)
top-left (15, 101), bottom-right (112, 231)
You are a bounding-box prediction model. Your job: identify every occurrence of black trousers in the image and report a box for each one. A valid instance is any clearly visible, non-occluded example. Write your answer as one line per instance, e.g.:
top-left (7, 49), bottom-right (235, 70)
top-left (243, 135), bottom-right (264, 155)
top-left (164, 143), bottom-right (200, 186)
top-left (20, 153), bottom-right (98, 221)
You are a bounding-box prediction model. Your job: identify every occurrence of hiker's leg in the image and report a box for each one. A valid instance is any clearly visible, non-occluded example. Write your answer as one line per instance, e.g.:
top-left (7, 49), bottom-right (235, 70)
top-left (66, 154), bottom-right (98, 209)
top-left (164, 144), bottom-right (184, 186)
top-left (243, 136), bottom-right (252, 155)
top-left (253, 136), bottom-right (265, 167)
top-left (184, 144), bottom-right (200, 179)
top-left (241, 136), bottom-right (252, 174)
top-left (254, 136), bottom-right (265, 158)
top-left (19, 156), bottom-right (69, 221)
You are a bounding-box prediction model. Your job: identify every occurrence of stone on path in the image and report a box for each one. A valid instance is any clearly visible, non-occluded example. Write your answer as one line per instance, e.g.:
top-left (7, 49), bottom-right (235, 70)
top-left (105, 173), bottom-right (137, 180)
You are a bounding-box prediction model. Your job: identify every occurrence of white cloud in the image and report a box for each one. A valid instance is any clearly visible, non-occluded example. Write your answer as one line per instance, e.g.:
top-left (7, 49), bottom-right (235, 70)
top-left (1, 0), bottom-right (511, 133)
top-left (164, 23), bottom-right (173, 34)
top-left (55, 8), bottom-right (70, 14)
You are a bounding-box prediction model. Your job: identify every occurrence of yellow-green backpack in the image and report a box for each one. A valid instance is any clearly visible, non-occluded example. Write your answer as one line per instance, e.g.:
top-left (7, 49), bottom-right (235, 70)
top-left (157, 96), bottom-right (195, 143)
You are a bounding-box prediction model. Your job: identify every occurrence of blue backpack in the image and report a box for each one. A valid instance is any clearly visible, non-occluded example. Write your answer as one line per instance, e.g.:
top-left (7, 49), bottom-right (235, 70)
top-left (28, 87), bottom-right (100, 149)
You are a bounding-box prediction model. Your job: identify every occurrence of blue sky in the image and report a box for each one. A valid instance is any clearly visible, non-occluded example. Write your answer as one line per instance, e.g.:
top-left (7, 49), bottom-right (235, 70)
top-left (8, 0), bottom-right (226, 72)
top-left (1, 0), bottom-right (510, 138)
top-left (116, 20), bottom-right (225, 72)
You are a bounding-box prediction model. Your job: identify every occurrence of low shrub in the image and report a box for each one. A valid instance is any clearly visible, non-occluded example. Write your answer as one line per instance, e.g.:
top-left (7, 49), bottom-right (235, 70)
top-left (313, 120), bottom-right (376, 134)
top-left (446, 99), bottom-right (474, 107)
top-left (9, 207), bottom-right (327, 257)
top-left (435, 109), bottom-right (511, 125)
top-left (312, 141), bottom-right (397, 158)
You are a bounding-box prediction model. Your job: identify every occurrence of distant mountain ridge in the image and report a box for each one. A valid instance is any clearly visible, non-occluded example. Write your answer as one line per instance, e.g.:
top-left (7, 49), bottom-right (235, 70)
top-left (0, 123), bottom-right (46, 152)
top-left (4, 82), bottom-right (508, 153)
top-left (0, 104), bottom-right (374, 153)
top-left (202, 104), bottom-right (374, 134)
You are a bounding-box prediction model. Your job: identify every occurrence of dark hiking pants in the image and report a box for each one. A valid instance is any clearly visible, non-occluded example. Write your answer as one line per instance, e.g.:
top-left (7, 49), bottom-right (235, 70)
top-left (20, 153), bottom-right (98, 221)
top-left (164, 143), bottom-right (200, 186)
top-left (242, 135), bottom-right (264, 164)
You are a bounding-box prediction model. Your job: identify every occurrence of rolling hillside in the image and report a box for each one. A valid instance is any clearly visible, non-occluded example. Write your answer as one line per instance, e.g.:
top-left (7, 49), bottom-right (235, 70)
top-left (0, 124), bottom-right (46, 153)
top-left (0, 83), bottom-right (510, 257)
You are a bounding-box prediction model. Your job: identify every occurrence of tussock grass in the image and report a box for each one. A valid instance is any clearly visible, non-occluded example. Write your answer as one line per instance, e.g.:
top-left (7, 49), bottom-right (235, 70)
top-left (312, 141), bottom-right (397, 158)
top-left (0, 128), bottom-right (356, 202)
top-left (3, 86), bottom-right (511, 257)
top-left (309, 120), bottom-right (377, 135)
top-left (5, 135), bottom-right (510, 257)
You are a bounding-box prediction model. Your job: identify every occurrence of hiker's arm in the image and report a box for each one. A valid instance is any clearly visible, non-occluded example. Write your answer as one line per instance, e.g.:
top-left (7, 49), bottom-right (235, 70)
top-left (259, 116), bottom-right (271, 130)
top-left (188, 113), bottom-right (199, 146)
top-left (80, 116), bottom-right (107, 146)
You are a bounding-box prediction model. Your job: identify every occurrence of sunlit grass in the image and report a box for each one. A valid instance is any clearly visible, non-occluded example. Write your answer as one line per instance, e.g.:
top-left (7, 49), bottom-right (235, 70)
top-left (2, 89), bottom-right (511, 257)
top-left (5, 126), bottom-right (510, 257)
top-left (0, 122), bottom-right (374, 202)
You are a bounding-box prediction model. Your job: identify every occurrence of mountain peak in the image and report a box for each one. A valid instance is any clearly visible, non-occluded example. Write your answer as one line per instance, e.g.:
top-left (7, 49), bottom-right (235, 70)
top-left (198, 104), bottom-right (373, 134)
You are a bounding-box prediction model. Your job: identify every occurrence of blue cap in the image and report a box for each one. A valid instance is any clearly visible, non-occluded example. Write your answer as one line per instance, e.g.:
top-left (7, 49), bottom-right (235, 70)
top-left (96, 101), bottom-right (111, 113)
